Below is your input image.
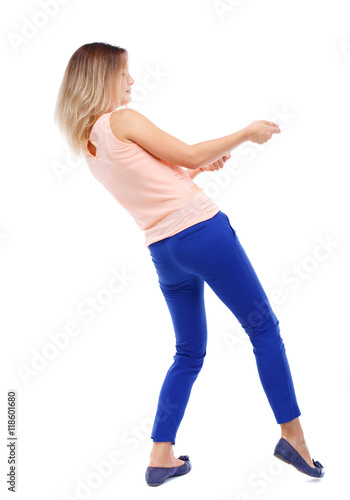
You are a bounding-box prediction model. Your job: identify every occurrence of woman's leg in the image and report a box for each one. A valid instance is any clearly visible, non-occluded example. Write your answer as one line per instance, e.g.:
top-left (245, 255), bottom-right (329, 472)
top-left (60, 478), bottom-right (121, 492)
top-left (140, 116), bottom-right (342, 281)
top-left (148, 238), bottom-right (208, 465)
top-left (167, 210), bottom-right (316, 466)
top-left (168, 211), bottom-right (301, 425)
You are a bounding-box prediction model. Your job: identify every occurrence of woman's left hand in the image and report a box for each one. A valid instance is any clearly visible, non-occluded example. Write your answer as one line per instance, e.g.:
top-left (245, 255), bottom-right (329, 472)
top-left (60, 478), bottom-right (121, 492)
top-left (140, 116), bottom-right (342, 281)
top-left (199, 154), bottom-right (231, 172)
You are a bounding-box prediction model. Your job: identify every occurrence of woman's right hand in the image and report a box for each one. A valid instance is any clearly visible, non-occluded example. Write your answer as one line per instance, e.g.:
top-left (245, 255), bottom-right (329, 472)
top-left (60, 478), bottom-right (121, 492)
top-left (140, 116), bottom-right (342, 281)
top-left (246, 120), bottom-right (281, 144)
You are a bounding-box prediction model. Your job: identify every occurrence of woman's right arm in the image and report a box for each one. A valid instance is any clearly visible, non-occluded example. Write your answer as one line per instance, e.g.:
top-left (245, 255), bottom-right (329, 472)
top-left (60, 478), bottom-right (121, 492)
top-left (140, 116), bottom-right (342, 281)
top-left (110, 109), bottom-right (280, 169)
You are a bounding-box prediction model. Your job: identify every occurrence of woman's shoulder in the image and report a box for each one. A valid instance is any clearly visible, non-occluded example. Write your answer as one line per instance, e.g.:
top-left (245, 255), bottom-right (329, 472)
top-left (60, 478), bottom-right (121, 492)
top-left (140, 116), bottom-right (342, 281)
top-left (109, 108), bottom-right (143, 145)
top-left (110, 107), bottom-right (145, 125)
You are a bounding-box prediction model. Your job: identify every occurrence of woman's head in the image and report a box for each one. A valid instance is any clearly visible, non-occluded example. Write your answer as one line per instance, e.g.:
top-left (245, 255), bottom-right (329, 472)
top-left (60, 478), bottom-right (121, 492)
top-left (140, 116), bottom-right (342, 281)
top-left (54, 42), bottom-right (134, 159)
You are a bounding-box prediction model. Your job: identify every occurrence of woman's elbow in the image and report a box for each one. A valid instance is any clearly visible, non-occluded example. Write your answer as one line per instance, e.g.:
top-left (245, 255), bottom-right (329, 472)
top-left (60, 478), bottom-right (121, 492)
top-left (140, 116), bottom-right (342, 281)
top-left (186, 146), bottom-right (199, 169)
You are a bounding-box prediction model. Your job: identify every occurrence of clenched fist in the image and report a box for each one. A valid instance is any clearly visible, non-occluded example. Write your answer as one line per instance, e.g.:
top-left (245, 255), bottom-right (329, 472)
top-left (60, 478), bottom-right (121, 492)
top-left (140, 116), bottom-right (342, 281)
top-left (246, 120), bottom-right (281, 144)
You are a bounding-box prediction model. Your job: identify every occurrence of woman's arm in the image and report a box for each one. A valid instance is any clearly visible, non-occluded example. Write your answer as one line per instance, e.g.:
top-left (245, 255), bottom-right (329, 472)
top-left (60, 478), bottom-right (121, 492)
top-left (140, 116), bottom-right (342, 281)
top-left (110, 109), bottom-right (280, 169)
top-left (185, 153), bottom-right (231, 179)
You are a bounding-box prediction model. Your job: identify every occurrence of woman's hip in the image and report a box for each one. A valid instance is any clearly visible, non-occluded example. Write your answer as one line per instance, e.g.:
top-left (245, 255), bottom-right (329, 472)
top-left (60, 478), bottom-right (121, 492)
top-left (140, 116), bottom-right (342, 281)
top-left (156, 210), bottom-right (240, 276)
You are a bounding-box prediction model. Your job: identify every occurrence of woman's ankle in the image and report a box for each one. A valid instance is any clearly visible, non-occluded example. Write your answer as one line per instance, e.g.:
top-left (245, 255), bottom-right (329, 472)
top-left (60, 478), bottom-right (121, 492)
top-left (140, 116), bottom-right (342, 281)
top-left (282, 432), bottom-right (305, 444)
top-left (150, 441), bottom-right (174, 459)
top-left (280, 418), bottom-right (306, 443)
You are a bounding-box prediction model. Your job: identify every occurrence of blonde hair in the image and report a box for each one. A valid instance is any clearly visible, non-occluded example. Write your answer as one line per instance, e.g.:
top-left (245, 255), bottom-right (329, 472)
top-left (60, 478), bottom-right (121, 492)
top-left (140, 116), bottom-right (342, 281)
top-left (54, 42), bottom-right (128, 159)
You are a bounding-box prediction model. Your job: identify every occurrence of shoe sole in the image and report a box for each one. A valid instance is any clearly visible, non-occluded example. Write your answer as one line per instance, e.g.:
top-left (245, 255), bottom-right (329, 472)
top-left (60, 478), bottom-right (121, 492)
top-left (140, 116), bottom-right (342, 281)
top-left (274, 452), bottom-right (323, 478)
top-left (146, 467), bottom-right (191, 486)
top-left (146, 472), bottom-right (189, 486)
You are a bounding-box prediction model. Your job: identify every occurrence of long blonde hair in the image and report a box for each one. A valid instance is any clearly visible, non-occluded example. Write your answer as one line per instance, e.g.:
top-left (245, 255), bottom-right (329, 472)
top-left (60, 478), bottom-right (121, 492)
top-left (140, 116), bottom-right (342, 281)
top-left (54, 42), bottom-right (128, 159)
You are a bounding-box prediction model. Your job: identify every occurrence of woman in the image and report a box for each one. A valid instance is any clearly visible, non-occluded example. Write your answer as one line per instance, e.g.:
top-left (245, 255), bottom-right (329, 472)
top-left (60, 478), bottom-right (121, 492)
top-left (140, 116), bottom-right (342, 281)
top-left (54, 42), bottom-right (324, 486)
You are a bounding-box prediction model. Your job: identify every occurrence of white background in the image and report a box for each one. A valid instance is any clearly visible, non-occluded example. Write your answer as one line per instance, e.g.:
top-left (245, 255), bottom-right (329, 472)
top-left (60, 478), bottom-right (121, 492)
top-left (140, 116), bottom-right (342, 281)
top-left (1, 0), bottom-right (349, 498)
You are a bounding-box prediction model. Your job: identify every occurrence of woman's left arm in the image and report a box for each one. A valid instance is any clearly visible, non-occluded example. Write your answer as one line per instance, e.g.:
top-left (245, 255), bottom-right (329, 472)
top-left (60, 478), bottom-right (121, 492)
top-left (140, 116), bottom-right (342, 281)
top-left (185, 154), bottom-right (231, 179)
top-left (160, 154), bottom-right (231, 179)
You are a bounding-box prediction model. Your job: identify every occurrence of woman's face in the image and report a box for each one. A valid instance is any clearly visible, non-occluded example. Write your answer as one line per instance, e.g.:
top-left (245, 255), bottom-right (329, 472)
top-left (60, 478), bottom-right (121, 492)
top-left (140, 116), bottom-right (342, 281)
top-left (120, 65), bottom-right (134, 106)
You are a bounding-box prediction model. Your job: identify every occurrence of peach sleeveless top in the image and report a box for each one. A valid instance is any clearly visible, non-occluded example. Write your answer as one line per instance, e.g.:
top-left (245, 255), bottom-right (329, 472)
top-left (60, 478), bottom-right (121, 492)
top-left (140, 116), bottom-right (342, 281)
top-left (84, 111), bottom-right (220, 248)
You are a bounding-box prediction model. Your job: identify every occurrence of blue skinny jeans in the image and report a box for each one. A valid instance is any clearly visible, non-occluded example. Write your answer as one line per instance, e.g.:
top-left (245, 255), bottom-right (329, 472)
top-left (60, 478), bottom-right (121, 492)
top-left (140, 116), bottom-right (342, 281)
top-left (148, 210), bottom-right (301, 444)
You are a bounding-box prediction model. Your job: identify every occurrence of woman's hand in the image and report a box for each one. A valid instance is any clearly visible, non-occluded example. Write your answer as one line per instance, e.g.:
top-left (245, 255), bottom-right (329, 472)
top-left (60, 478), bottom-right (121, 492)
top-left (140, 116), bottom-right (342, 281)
top-left (199, 154), bottom-right (231, 172)
top-left (245, 120), bottom-right (280, 144)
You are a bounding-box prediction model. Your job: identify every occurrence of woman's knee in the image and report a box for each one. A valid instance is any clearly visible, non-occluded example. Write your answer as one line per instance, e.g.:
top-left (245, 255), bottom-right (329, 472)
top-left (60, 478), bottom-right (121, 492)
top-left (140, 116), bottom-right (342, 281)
top-left (240, 299), bottom-right (279, 339)
top-left (174, 351), bottom-right (206, 370)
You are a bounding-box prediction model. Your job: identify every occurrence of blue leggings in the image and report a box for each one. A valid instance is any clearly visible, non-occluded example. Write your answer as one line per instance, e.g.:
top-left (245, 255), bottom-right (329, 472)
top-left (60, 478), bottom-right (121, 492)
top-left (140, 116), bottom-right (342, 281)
top-left (148, 210), bottom-right (301, 444)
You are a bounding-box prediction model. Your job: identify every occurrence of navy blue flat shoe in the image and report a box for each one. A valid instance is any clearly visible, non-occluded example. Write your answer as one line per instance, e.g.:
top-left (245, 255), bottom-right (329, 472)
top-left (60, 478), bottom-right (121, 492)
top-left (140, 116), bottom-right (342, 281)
top-left (274, 438), bottom-right (325, 478)
top-left (145, 455), bottom-right (192, 486)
